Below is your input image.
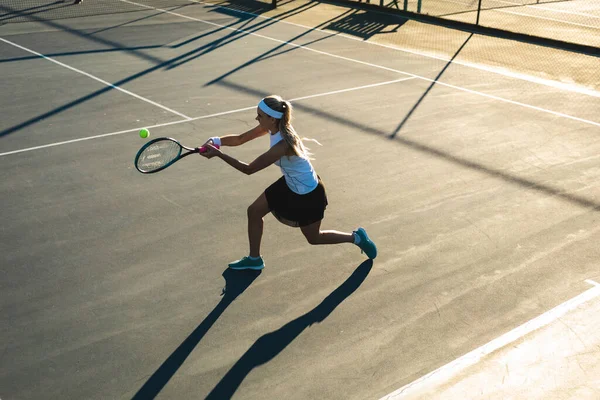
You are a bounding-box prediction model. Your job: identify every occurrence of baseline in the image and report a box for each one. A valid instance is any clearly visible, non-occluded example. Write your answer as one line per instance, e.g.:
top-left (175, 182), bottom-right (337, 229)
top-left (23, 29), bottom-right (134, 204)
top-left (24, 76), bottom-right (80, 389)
top-left (380, 279), bottom-right (600, 399)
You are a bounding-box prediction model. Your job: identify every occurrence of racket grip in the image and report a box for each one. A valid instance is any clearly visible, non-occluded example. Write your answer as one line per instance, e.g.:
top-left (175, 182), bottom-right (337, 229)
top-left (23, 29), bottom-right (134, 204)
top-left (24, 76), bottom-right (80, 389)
top-left (199, 144), bottom-right (220, 153)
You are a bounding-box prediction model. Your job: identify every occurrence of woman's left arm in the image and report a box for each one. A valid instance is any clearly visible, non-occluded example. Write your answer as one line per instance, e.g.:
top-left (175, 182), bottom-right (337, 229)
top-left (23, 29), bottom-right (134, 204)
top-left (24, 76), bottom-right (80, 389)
top-left (202, 142), bottom-right (287, 175)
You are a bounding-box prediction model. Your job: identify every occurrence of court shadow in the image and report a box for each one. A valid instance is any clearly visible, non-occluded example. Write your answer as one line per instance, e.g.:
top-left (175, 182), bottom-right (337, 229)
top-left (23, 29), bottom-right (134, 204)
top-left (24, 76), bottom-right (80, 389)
top-left (0, 3), bottom-right (166, 64)
top-left (200, 2), bottom-right (352, 85)
top-left (323, 8), bottom-right (407, 40)
top-left (130, 268), bottom-right (262, 400)
top-left (217, 78), bottom-right (600, 213)
top-left (0, 0), bottom-right (67, 24)
top-left (0, 0), bottom-right (319, 138)
top-left (389, 33), bottom-right (473, 138)
top-left (211, 0), bottom-right (277, 16)
top-left (205, 259), bottom-right (373, 399)
top-left (166, 0), bottom-right (320, 70)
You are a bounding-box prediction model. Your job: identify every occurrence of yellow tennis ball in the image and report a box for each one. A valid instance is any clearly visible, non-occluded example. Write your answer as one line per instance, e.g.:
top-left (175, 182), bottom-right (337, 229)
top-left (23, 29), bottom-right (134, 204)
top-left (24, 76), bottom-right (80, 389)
top-left (139, 128), bottom-right (149, 138)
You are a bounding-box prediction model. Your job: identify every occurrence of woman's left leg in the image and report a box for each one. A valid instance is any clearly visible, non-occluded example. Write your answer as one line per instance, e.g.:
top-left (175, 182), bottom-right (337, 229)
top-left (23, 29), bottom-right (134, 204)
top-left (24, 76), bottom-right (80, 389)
top-left (300, 220), bottom-right (355, 245)
top-left (301, 220), bottom-right (378, 259)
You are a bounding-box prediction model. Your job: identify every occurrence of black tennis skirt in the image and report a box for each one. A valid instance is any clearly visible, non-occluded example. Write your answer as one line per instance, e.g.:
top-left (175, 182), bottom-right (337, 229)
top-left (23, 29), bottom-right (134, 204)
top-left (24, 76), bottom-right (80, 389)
top-left (265, 175), bottom-right (328, 227)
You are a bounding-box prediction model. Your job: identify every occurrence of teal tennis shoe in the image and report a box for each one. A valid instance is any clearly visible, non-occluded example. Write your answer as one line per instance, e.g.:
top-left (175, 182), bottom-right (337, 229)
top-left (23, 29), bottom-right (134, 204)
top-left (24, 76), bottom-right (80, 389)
top-left (354, 227), bottom-right (377, 259)
top-left (228, 256), bottom-right (265, 270)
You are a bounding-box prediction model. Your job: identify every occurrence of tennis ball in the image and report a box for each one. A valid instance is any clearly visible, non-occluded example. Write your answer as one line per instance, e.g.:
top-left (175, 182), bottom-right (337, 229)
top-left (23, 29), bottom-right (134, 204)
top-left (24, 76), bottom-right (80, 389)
top-left (139, 128), bottom-right (149, 139)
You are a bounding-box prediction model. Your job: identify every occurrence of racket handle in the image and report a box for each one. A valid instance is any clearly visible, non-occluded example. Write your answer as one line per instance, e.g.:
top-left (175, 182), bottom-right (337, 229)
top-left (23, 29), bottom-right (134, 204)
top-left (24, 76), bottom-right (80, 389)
top-left (199, 144), bottom-right (220, 153)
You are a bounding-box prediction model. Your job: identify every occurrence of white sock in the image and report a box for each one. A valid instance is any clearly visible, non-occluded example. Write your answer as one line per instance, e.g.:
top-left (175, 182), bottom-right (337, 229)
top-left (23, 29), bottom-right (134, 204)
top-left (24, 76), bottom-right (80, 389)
top-left (353, 231), bottom-right (361, 245)
top-left (249, 255), bottom-right (261, 260)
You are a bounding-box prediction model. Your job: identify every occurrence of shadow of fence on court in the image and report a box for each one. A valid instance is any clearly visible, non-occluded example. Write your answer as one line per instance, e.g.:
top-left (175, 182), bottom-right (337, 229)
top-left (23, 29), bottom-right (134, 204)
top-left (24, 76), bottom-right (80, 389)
top-left (390, 33), bottom-right (473, 138)
top-left (328, 0), bottom-right (600, 51)
top-left (0, 0), bottom-right (215, 23)
top-left (323, 8), bottom-right (407, 39)
top-left (216, 78), bottom-right (600, 214)
top-left (0, 0), bottom-right (318, 138)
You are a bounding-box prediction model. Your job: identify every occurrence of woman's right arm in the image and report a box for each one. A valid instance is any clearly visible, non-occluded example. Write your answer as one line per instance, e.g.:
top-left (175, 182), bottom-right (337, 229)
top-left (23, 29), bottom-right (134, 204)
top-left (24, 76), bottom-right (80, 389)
top-left (209, 125), bottom-right (268, 147)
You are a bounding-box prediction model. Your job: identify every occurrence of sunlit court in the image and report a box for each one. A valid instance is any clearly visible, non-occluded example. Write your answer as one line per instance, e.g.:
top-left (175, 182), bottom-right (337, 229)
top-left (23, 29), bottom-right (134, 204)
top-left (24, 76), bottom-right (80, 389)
top-left (1, 0), bottom-right (600, 399)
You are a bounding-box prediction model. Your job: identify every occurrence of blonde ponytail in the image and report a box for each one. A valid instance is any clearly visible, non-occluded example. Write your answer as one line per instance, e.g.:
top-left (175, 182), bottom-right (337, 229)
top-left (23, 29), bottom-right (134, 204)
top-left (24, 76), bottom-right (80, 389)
top-left (262, 95), bottom-right (320, 159)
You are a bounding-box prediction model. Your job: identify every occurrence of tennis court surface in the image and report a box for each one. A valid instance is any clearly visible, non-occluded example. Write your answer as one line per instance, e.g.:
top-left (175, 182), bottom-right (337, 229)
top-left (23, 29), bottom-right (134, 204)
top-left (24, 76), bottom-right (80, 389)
top-left (2, 0), bottom-right (600, 399)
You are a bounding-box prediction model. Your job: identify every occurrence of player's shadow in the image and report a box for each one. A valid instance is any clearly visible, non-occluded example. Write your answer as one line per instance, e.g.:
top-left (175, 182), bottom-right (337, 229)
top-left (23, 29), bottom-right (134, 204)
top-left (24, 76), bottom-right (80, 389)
top-left (205, 259), bottom-right (373, 399)
top-left (130, 268), bottom-right (262, 400)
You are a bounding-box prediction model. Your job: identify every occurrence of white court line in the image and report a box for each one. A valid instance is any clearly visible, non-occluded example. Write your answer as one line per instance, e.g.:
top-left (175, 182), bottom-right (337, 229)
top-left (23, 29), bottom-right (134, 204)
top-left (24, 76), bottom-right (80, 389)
top-left (4, 2), bottom-right (600, 154)
top-left (0, 119), bottom-right (190, 157)
top-left (290, 77), bottom-right (414, 101)
top-left (529, 7), bottom-right (600, 19)
top-left (0, 78), bottom-right (413, 157)
top-left (495, 8), bottom-right (600, 29)
top-left (494, 0), bottom-right (600, 19)
top-left (0, 37), bottom-right (193, 121)
top-left (380, 279), bottom-right (600, 399)
top-left (524, 6), bottom-right (600, 19)
top-left (119, 0), bottom-right (600, 129)
top-left (190, 0), bottom-right (600, 99)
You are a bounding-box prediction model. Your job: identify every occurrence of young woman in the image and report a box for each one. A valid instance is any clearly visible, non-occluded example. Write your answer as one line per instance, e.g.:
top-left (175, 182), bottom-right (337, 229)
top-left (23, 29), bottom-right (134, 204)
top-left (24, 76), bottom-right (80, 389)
top-left (201, 95), bottom-right (377, 270)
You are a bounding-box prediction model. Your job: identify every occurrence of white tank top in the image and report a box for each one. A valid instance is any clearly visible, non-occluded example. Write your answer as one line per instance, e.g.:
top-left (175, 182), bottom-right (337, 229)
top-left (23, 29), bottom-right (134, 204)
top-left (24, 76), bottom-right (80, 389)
top-left (269, 132), bottom-right (318, 194)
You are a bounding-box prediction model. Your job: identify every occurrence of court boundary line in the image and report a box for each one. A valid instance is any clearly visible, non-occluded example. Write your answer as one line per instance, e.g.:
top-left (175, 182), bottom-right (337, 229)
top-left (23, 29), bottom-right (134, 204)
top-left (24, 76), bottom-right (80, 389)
top-left (190, 0), bottom-right (600, 99)
top-left (0, 37), bottom-right (193, 121)
top-left (528, 5), bottom-right (600, 20)
top-left (496, 9), bottom-right (600, 29)
top-left (443, 0), bottom-right (600, 26)
top-left (119, 0), bottom-right (600, 128)
top-left (380, 279), bottom-right (600, 399)
top-left (4, 2), bottom-right (600, 154)
top-left (0, 77), bottom-right (413, 157)
top-left (4, 0), bottom-right (600, 154)
top-left (496, 0), bottom-right (600, 19)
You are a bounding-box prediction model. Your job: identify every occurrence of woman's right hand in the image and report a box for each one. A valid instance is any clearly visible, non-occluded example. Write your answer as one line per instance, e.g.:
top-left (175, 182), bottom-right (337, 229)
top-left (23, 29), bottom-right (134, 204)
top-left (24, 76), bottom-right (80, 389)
top-left (199, 143), bottom-right (222, 159)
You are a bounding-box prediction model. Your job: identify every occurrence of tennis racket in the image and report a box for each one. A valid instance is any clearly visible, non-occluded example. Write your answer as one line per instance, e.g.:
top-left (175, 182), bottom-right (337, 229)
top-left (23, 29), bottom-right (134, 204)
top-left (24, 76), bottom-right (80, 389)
top-left (135, 137), bottom-right (219, 174)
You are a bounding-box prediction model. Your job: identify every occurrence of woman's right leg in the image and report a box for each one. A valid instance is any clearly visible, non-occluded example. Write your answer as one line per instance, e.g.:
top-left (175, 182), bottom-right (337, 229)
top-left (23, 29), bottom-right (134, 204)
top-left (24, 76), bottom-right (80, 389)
top-left (228, 193), bottom-right (271, 270)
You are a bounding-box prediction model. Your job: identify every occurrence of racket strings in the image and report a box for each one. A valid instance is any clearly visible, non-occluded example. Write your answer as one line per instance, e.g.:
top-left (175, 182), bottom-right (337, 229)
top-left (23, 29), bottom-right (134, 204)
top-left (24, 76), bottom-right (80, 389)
top-left (136, 140), bottom-right (181, 172)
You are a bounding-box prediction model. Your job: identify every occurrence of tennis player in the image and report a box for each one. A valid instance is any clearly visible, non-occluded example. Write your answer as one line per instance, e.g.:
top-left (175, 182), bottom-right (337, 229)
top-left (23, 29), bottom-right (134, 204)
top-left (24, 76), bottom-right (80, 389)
top-left (201, 95), bottom-right (377, 270)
